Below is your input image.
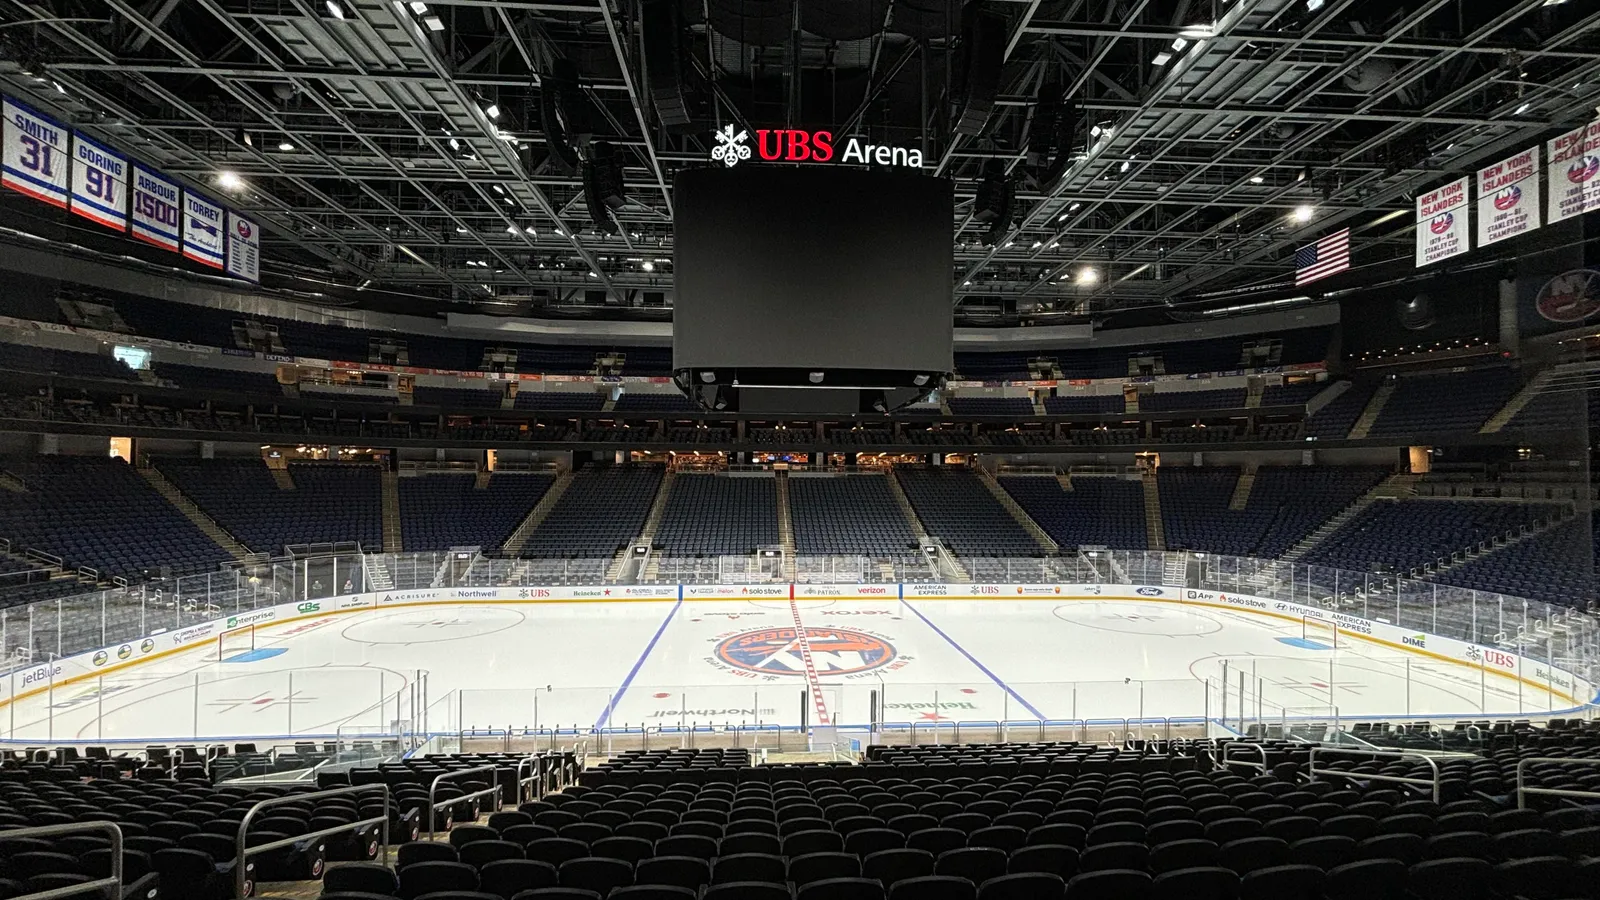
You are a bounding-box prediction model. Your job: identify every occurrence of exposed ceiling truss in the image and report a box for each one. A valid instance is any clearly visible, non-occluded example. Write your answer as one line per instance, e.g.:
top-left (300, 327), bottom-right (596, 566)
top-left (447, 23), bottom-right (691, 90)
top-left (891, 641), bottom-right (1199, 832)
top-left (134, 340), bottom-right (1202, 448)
top-left (0, 0), bottom-right (1596, 323)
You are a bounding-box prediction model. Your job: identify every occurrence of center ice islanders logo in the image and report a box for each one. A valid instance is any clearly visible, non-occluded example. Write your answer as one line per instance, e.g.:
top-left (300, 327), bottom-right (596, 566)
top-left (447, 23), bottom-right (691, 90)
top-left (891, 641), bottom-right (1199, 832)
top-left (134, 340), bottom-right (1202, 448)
top-left (715, 627), bottom-right (895, 676)
top-left (711, 125), bottom-right (751, 168)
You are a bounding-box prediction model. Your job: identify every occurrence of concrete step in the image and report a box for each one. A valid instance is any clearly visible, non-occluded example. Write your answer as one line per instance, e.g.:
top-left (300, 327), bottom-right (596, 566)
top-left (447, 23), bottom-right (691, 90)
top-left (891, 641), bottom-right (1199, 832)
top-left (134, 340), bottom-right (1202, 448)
top-left (138, 466), bottom-right (253, 562)
top-left (380, 470), bottom-right (403, 553)
top-left (503, 470), bottom-right (576, 555)
top-left (1348, 381), bottom-right (1397, 439)
top-left (1142, 474), bottom-right (1164, 550)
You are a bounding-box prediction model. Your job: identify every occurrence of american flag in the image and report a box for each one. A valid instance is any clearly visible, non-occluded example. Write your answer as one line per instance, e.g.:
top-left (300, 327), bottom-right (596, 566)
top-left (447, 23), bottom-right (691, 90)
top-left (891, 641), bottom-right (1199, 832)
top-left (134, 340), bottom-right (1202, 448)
top-left (1294, 227), bottom-right (1350, 286)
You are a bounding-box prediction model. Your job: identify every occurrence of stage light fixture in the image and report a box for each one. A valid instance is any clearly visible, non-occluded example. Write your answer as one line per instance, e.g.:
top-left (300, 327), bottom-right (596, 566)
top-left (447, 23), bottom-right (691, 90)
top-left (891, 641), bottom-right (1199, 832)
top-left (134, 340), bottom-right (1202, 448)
top-left (641, 261), bottom-right (655, 272)
top-left (913, 374), bottom-right (930, 386)
top-left (485, 103), bottom-right (500, 119)
top-left (1152, 52), bottom-right (1172, 66)
top-left (1249, 175), bottom-right (1264, 183)
top-left (277, 140), bottom-right (295, 152)
top-left (324, 0), bottom-right (346, 18)
top-left (1078, 267), bottom-right (1099, 284)
top-left (216, 171), bottom-right (243, 190)
top-left (1293, 204), bottom-right (1315, 222)
top-left (699, 371), bottom-right (715, 383)
top-left (808, 372), bottom-right (825, 384)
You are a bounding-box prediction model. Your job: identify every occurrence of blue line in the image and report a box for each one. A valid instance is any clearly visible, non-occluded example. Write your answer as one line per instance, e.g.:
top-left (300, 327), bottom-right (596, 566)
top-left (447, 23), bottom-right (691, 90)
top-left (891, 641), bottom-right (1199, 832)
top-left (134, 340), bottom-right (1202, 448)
top-left (902, 600), bottom-right (1047, 720)
top-left (592, 592), bottom-right (683, 730)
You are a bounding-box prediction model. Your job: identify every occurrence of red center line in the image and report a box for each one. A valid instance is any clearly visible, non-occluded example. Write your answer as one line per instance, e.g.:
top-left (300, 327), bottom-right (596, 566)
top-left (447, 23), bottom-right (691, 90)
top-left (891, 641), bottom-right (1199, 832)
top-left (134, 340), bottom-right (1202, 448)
top-left (787, 597), bottom-right (832, 727)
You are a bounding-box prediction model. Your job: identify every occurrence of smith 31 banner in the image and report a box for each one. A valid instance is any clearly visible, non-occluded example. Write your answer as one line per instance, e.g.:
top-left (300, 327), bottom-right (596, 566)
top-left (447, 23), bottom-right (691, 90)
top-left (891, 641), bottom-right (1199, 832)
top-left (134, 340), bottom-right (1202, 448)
top-left (69, 133), bottom-right (128, 231)
top-left (1, 96), bottom-right (69, 207)
top-left (225, 211), bottom-right (260, 282)
top-left (1476, 146), bottom-right (1540, 248)
top-left (1415, 176), bottom-right (1470, 267)
top-left (181, 188), bottom-right (225, 269)
top-left (1548, 118), bottom-right (1600, 224)
top-left (130, 164), bottom-right (180, 251)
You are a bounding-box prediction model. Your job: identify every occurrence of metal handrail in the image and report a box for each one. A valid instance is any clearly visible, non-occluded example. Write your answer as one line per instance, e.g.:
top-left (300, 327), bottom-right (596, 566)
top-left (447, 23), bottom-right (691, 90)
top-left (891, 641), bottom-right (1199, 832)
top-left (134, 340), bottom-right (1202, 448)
top-left (1308, 746), bottom-right (1444, 803)
top-left (514, 753), bottom-right (545, 803)
top-left (234, 784), bottom-right (391, 899)
top-left (2, 822), bottom-right (122, 900)
top-left (426, 764), bottom-right (503, 840)
top-left (1514, 757), bottom-right (1600, 809)
top-left (1220, 741), bottom-right (1269, 772)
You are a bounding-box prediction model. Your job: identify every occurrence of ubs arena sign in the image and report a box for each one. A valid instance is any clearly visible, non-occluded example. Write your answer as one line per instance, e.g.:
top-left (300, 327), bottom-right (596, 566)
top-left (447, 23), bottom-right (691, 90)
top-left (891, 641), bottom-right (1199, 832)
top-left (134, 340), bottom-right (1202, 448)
top-left (711, 125), bottom-right (924, 169)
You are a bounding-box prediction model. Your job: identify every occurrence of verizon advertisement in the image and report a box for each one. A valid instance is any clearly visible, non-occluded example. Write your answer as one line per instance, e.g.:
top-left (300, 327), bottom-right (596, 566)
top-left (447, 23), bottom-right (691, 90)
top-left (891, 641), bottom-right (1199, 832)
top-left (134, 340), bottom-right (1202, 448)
top-left (1476, 146), bottom-right (1541, 247)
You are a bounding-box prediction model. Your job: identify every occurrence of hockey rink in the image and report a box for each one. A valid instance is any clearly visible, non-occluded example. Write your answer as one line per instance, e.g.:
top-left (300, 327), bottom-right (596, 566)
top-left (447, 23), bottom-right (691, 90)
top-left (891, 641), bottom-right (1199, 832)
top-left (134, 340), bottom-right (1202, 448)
top-left (0, 595), bottom-right (1579, 743)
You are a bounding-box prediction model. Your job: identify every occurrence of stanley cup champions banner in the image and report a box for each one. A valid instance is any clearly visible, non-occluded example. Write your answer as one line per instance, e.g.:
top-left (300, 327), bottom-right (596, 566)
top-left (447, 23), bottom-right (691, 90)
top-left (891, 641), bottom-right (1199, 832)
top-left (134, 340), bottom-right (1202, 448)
top-left (1548, 119), bottom-right (1600, 224)
top-left (1415, 176), bottom-right (1471, 267)
top-left (1476, 146), bottom-right (1540, 248)
top-left (181, 189), bottom-right (226, 269)
top-left (69, 133), bottom-right (128, 231)
top-left (1, 96), bottom-right (69, 207)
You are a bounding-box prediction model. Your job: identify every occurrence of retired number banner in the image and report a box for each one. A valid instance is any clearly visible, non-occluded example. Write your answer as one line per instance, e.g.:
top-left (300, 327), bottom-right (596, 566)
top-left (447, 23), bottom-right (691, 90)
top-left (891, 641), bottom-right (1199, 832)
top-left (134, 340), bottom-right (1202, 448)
top-left (2, 96), bottom-right (69, 207)
top-left (181, 189), bottom-right (225, 269)
top-left (69, 133), bottom-right (128, 231)
top-left (130, 164), bottom-right (181, 252)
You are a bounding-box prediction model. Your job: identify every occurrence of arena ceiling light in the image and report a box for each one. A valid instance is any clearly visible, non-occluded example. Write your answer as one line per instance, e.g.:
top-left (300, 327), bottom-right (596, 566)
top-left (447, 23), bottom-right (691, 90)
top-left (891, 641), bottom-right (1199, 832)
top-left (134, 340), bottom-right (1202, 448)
top-left (1249, 175), bottom-right (1264, 184)
top-left (323, 0), bottom-right (347, 19)
top-left (277, 140), bottom-right (295, 152)
top-left (1293, 204), bottom-right (1315, 223)
top-left (216, 171), bottom-right (243, 191)
top-left (1077, 267), bottom-right (1099, 284)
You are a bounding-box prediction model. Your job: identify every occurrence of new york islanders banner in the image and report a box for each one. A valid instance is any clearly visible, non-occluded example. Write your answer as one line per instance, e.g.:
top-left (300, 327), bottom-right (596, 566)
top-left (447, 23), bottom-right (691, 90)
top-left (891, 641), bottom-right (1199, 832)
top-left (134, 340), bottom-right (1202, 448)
top-left (2, 96), bottom-right (69, 207)
top-left (181, 189), bottom-right (225, 269)
top-left (1415, 176), bottom-right (1470, 267)
top-left (1476, 146), bottom-right (1540, 248)
top-left (69, 133), bottom-right (128, 231)
top-left (225, 211), bottom-right (260, 282)
top-left (1548, 119), bottom-right (1600, 224)
top-left (130, 164), bottom-right (180, 251)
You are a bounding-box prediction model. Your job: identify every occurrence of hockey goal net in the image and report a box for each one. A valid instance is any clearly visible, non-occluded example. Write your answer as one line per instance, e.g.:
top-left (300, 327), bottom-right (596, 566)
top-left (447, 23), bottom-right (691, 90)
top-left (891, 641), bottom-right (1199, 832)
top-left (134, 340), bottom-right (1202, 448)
top-left (208, 624), bottom-right (256, 662)
top-left (1302, 617), bottom-right (1339, 648)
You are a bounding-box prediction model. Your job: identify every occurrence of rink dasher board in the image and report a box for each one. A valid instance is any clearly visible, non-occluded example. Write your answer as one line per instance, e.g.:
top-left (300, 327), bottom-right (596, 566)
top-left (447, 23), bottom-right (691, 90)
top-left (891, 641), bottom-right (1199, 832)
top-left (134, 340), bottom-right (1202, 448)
top-left (0, 583), bottom-right (1588, 712)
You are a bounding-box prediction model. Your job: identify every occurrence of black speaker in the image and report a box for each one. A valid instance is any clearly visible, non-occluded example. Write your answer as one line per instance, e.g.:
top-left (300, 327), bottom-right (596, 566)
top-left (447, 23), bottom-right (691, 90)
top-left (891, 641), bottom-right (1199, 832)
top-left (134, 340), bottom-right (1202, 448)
top-left (643, 0), bottom-right (693, 132)
top-left (1027, 77), bottom-right (1062, 166)
top-left (583, 159), bottom-right (618, 233)
top-left (540, 59), bottom-right (584, 175)
top-left (953, 2), bottom-right (1006, 136)
top-left (586, 141), bottom-right (627, 210)
top-left (972, 162), bottom-right (1012, 225)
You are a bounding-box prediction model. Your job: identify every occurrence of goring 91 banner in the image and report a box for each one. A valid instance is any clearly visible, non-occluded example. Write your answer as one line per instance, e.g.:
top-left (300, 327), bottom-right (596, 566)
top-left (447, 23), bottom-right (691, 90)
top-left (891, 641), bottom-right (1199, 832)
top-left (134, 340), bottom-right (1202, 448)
top-left (69, 133), bottom-right (128, 232)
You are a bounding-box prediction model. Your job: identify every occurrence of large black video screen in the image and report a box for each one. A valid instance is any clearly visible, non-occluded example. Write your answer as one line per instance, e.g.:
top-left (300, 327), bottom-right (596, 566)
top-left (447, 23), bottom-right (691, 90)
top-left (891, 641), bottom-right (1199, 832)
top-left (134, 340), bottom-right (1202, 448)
top-left (673, 165), bottom-right (953, 374)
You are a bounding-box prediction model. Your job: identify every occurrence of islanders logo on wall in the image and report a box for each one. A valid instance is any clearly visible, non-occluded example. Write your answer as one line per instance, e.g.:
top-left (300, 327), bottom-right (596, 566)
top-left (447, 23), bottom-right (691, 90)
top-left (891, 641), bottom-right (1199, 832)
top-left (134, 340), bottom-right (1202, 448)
top-left (1429, 212), bottom-right (1454, 234)
top-left (1535, 269), bottom-right (1600, 324)
top-left (1493, 186), bottom-right (1522, 210)
top-left (713, 627), bottom-right (896, 676)
top-left (1566, 156), bottom-right (1600, 185)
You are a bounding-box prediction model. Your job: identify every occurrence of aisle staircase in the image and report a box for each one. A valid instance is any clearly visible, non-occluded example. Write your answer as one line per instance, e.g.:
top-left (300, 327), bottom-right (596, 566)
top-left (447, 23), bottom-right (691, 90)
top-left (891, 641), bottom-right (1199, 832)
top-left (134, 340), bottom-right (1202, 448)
top-left (635, 469), bottom-right (679, 583)
top-left (502, 469), bottom-right (575, 555)
top-left (380, 471), bottom-right (403, 552)
top-left (885, 470), bottom-right (968, 581)
top-left (1347, 381), bottom-right (1397, 439)
top-left (1245, 381), bottom-right (1264, 409)
top-left (975, 468), bottom-right (1057, 552)
top-left (1142, 472), bottom-right (1164, 550)
top-left (1228, 470), bottom-right (1256, 510)
top-left (0, 471), bottom-right (24, 493)
top-left (1055, 473), bottom-right (1073, 492)
top-left (269, 467), bottom-right (296, 490)
top-left (474, 469), bottom-right (493, 489)
top-left (1480, 365), bottom-right (1583, 433)
top-left (137, 466), bottom-right (253, 562)
top-left (775, 472), bottom-right (797, 581)
top-left (1279, 471), bottom-right (1421, 563)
